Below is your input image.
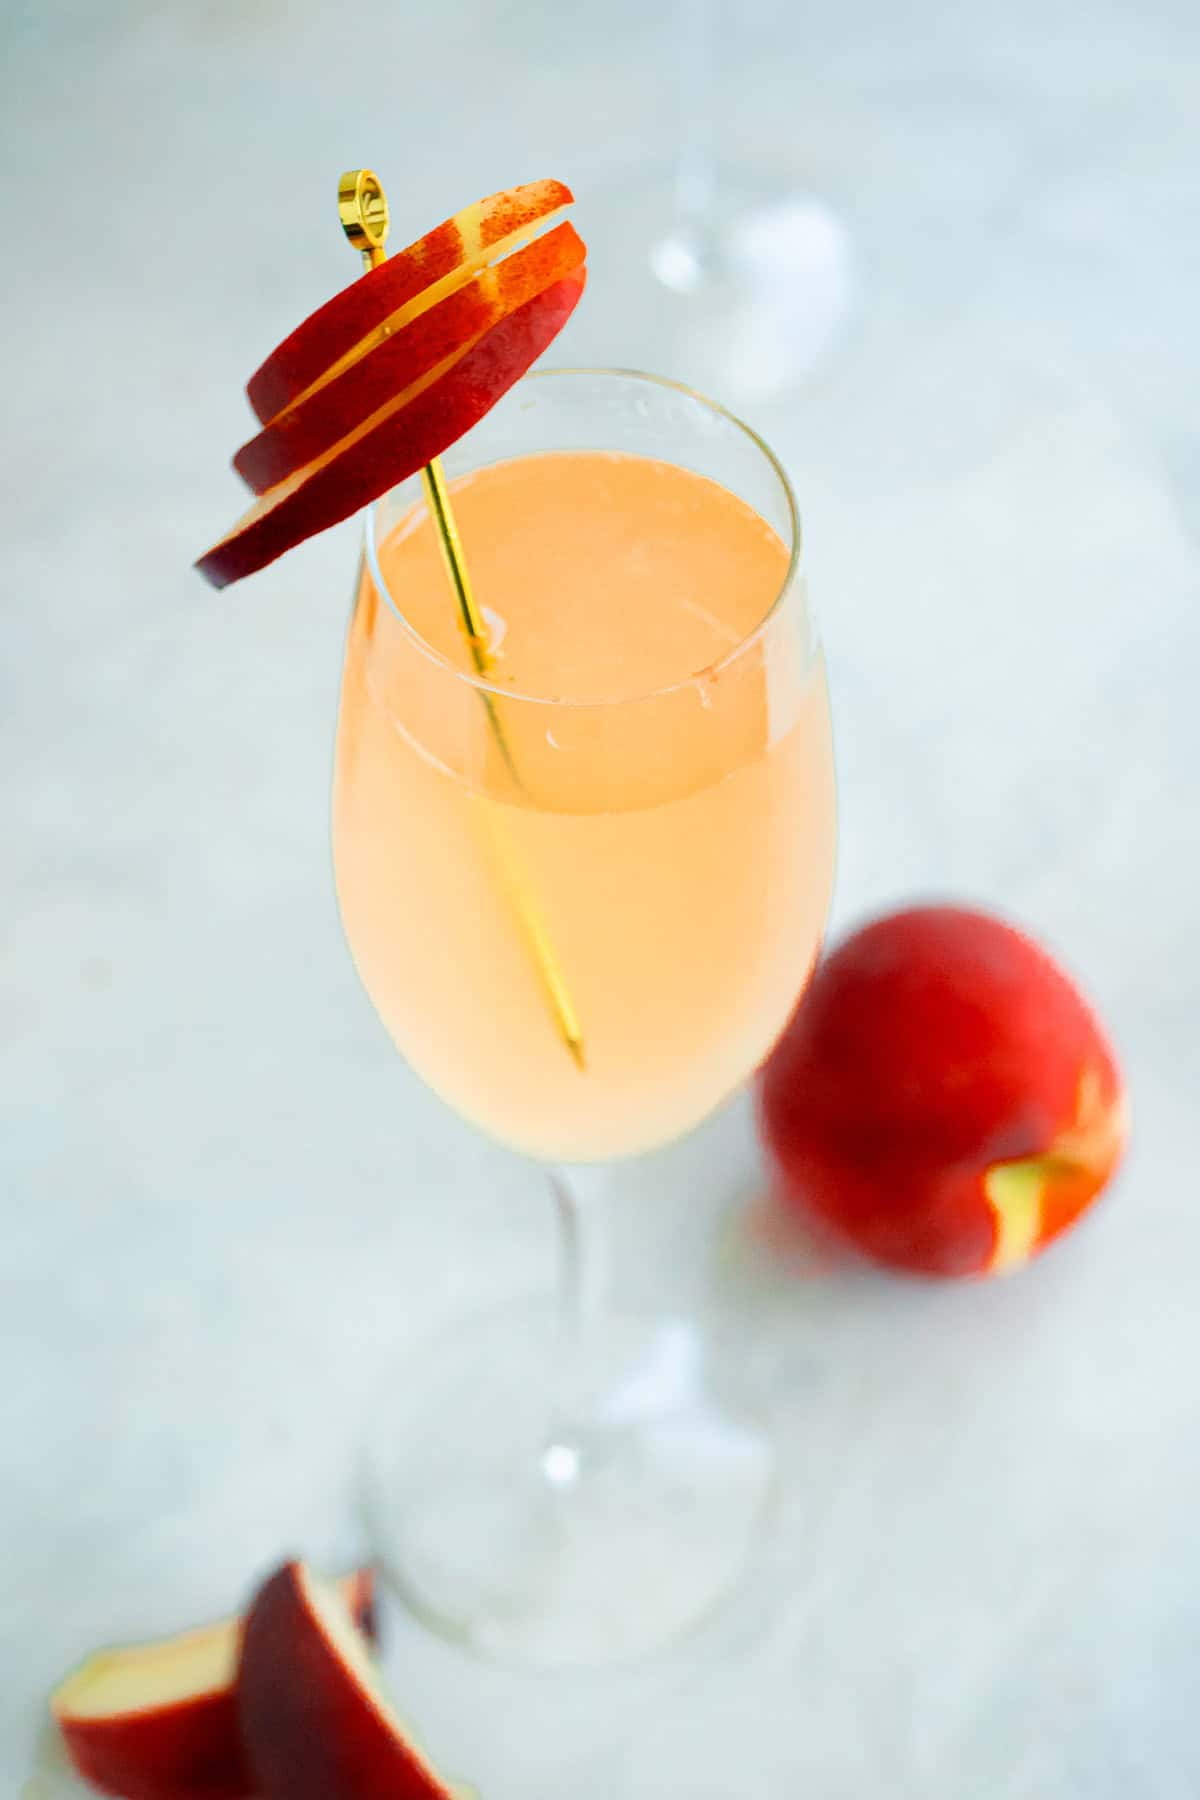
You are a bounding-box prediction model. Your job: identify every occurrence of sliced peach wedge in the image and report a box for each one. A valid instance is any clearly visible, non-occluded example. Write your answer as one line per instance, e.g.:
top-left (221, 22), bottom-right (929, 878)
top-left (238, 1560), bottom-right (455, 1800)
top-left (246, 178), bottom-right (572, 426)
top-left (196, 267), bottom-right (584, 589)
top-left (195, 177), bottom-right (586, 590)
top-left (51, 1568), bottom-right (374, 1800)
top-left (233, 220), bottom-right (585, 496)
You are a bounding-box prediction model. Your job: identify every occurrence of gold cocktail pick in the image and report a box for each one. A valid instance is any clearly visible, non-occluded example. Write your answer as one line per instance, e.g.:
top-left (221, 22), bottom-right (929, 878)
top-left (338, 169), bottom-right (585, 1070)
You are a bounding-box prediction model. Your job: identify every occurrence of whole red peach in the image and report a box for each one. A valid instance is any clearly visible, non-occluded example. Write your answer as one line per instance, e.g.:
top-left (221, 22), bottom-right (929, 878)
top-left (756, 905), bottom-right (1128, 1277)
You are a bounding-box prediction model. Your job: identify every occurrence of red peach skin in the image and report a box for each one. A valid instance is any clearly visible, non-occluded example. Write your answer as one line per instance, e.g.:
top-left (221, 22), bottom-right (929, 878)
top-left (246, 179), bottom-right (572, 425)
top-left (196, 267), bottom-right (585, 589)
top-left (52, 1568), bottom-right (375, 1800)
top-left (757, 905), bottom-right (1128, 1277)
top-left (234, 222), bottom-right (585, 496)
top-left (238, 1561), bottom-right (454, 1800)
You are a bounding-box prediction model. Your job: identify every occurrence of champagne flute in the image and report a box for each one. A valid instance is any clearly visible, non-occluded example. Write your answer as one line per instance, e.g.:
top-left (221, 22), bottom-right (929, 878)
top-left (334, 366), bottom-right (836, 1665)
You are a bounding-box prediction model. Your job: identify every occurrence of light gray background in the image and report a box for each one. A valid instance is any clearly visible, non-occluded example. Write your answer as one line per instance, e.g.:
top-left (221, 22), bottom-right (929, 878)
top-left (4, 0), bottom-right (1199, 1794)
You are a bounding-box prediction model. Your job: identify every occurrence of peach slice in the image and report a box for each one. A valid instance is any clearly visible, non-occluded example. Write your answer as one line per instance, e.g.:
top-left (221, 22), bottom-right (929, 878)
top-left (757, 905), bottom-right (1128, 1278)
top-left (195, 267), bottom-right (585, 589)
top-left (246, 179), bottom-right (572, 426)
top-left (51, 1568), bottom-right (374, 1800)
top-left (233, 221), bottom-right (585, 496)
top-left (238, 1560), bottom-right (454, 1800)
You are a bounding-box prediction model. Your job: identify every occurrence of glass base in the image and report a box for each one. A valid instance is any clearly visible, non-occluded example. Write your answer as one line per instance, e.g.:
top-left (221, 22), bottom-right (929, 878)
top-left (566, 165), bottom-right (856, 406)
top-left (361, 1301), bottom-right (775, 1667)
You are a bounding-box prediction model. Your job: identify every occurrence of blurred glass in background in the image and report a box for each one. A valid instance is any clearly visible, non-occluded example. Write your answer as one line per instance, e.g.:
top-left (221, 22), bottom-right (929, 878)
top-left (572, 0), bottom-right (856, 401)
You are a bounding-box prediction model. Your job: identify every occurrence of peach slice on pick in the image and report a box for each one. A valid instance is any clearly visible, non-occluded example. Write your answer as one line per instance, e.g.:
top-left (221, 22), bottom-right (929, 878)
top-left (51, 1568), bottom-right (374, 1800)
top-left (195, 266), bottom-right (585, 589)
top-left (233, 220), bottom-right (585, 497)
top-left (238, 1559), bottom-right (454, 1800)
top-left (246, 178), bottom-right (573, 425)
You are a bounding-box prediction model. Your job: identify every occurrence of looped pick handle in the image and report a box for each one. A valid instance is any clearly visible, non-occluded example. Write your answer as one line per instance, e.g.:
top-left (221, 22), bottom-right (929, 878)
top-left (338, 168), bottom-right (390, 267)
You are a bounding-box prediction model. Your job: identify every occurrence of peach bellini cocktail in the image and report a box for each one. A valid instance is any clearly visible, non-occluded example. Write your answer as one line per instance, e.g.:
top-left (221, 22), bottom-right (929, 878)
top-left (335, 370), bottom-right (835, 1664)
top-left (196, 176), bottom-right (836, 1666)
top-left (334, 433), bottom-right (834, 1162)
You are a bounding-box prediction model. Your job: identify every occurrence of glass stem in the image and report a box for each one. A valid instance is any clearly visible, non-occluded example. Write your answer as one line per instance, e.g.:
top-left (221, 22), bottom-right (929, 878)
top-left (672, 0), bottom-right (717, 232)
top-left (544, 1163), bottom-right (611, 1484)
top-left (650, 0), bottom-right (719, 293)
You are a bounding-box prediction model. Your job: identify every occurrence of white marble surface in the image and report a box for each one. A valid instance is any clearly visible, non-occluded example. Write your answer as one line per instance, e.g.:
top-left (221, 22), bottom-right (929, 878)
top-left (4, 0), bottom-right (1200, 1792)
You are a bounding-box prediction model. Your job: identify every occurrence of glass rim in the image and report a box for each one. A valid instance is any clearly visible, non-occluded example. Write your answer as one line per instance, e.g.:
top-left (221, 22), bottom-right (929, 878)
top-left (362, 365), bottom-right (804, 711)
